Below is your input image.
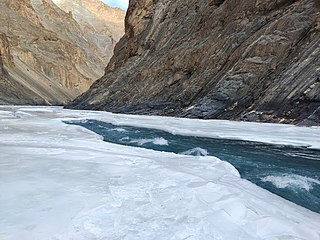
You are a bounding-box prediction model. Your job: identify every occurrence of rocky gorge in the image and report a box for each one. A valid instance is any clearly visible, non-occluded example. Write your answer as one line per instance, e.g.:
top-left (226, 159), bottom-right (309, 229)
top-left (69, 0), bottom-right (320, 125)
top-left (0, 0), bottom-right (125, 105)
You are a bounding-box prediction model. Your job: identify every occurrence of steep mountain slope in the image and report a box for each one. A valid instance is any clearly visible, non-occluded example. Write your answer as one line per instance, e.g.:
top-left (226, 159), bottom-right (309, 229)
top-left (0, 0), bottom-right (125, 105)
top-left (69, 0), bottom-right (320, 125)
top-left (0, 34), bottom-right (42, 105)
top-left (52, 0), bottom-right (125, 63)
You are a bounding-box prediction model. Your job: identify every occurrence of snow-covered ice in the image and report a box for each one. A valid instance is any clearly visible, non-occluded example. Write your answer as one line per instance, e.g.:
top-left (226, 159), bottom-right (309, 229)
top-left (61, 107), bottom-right (320, 149)
top-left (1, 106), bottom-right (320, 240)
top-left (181, 147), bottom-right (209, 156)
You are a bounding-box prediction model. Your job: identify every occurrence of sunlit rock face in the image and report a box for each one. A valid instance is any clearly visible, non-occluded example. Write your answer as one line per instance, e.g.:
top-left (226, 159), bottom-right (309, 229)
top-left (51, 0), bottom-right (125, 65)
top-left (0, 0), bottom-right (125, 105)
top-left (69, 0), bottom-right (320, 125)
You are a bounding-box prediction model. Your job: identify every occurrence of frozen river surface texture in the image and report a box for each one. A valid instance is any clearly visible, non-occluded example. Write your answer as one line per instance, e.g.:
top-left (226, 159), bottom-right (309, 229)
top-left (0, 106), bottom-right (320, 240)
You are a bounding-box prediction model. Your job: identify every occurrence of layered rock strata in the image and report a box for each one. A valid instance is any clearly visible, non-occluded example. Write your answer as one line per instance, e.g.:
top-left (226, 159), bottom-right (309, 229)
top-left (0, 0), bottom-right (125, 105)
top-left (69, 0), bottom-right (320, 125)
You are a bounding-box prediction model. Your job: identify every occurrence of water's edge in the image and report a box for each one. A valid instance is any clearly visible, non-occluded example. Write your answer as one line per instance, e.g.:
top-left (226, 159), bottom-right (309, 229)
top-left (66, 119), bottom-right (320, 213)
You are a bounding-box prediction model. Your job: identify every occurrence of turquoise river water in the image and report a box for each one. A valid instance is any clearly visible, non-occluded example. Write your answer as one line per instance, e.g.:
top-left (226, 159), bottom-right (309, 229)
top-left (67, 120), bottom-right (320, 213)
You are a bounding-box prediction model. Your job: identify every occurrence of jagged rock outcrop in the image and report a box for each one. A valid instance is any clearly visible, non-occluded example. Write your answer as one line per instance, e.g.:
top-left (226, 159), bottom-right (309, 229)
top-left (69, 0), bottom-right (320, 125)
top-left (0, 0), bottom-right (125, 105)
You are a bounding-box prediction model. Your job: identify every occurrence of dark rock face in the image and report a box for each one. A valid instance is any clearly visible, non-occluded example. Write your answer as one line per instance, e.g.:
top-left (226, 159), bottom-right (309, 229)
top-left (69, 0), bottom-right (320, 125)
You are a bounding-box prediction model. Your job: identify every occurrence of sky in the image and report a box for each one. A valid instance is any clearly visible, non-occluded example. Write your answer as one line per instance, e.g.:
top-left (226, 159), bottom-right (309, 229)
top-left (101, 0), bottom-right (129, 10)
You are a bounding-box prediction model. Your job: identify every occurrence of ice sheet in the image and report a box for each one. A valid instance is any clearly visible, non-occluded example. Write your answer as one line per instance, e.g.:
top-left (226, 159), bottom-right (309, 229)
top-left (34, 106), bottom-right (320, 150)
top-left (1, 106), bottom-right (320, 240)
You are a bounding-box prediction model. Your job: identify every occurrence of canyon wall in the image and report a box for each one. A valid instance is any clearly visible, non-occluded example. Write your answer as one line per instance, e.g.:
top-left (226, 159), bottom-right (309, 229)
top-left (69, 0), bottom-right (320, 125)
top-left (0, 0), bottom-right (125, 105)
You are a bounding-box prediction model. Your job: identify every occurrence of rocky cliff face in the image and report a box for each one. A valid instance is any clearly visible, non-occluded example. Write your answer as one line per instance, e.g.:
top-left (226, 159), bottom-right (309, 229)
top-left (0, 33), bottom-right (42, 104)
top-left (69, 0), bottom-right (320, 125)
top-left (0, 0), bottom-right (125, 105)
top-left (52, 0), bottom-right (125, 63)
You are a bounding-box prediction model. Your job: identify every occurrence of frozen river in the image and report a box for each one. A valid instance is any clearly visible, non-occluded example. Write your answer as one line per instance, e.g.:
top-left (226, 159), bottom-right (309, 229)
top-left (1, 106), bottom-right (320, 240)
top-left (67, 119), bottom-right (320, 213)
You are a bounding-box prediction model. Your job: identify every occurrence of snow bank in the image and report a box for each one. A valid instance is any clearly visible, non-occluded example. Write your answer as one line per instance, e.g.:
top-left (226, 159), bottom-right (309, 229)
top-left (35, 106), bottom-right (320, 150)
top-left (1, 106), bottom-right (320, 240)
